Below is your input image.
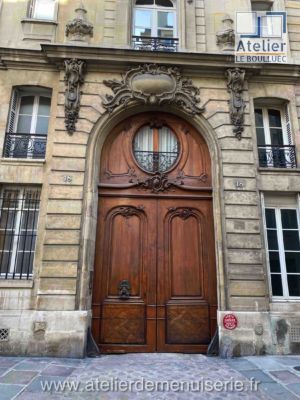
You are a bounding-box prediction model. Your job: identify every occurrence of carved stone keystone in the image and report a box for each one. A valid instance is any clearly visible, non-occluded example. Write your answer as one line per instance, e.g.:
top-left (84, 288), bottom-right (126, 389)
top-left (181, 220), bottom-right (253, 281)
top-left (226, 68), bottom-right (246, 140)
top-left (64, 58), bottom-right (86, 135)
top-left (102, 64), bottom-right (204, 115)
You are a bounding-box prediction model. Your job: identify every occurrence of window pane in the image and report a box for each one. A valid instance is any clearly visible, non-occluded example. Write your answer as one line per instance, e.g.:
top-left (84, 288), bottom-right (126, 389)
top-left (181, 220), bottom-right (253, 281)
top-left (286, 252), bottom-right (300, 273)
top-left (270, 128), bottom-right (284, 146)
top-left (16, 116), bottom-right (32, 134)
top-left (267, 230), bottom-right (278, 250)
top-left (265, 209), bottom-right (276, 228)
top-left (135, 10), bottom-right (152, 28)
top-left (35, 116), bottom-right (49, 134)
top-left (271, 274), bottom-right (283, 296)
top-left (283, 230), bottom-right (300, 251)
top-left (156, 0), bottom-right (174, 6)
top-left (281, 209), bottom-right (298, 229)
top-left (269, 251), bottom-right (281, 272)
top-left (33, 0), bottom-right (56, 20)
top-left (38, 97), bottom-right (51, 116)
top-left (157, 29), bottom-right (174, 38)
top-left (268, 109), bottom-right (282, 128)
top-left (136, 0), bottom-right (154, 4)
top-left (158, 11), bottom-right (174, 28)
top-left (134, 27), bottom-right (151, 36)
top-left (255, 109), bottom-right (263, 127)
top-left (256, 127), bottom-right (266, 146)
top-left (19, 96), bottom-right (34, 115)
top-left (288, 275), bottom-right (300, 296)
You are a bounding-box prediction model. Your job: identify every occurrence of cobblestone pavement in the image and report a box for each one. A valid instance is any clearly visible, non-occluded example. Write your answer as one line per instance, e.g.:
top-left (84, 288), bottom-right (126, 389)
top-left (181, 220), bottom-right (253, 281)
top-left (0, 354), bottom-right (300, 399)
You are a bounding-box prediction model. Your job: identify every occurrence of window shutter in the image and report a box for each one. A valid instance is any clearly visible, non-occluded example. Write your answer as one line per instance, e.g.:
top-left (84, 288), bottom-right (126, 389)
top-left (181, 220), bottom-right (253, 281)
top-left (284, 104), bottom-right (292, 145)
top-left (7, 89), bottom-right (18, 134)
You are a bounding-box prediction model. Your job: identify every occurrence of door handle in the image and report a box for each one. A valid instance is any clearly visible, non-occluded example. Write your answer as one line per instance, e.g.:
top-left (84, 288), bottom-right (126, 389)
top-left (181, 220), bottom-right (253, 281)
top-left (118, 280), bottom-right (131, 300)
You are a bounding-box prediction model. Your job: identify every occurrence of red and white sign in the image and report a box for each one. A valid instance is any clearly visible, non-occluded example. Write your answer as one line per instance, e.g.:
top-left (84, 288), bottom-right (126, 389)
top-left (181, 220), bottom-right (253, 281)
top-left (223, 314), bottom-right (238, 330)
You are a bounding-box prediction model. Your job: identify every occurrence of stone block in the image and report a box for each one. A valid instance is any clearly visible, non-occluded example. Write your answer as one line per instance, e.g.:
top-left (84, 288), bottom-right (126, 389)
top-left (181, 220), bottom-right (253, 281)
top-left (47, 200), bottom-right (82, 215)
top-left (38, 278), bottom-right (77, 295)
top-left (43, 245), bottom-right (79, 261)
top-left (45, 215), bottom-right (82, 230)
top-left (44, 230), bottom-right (80, 245)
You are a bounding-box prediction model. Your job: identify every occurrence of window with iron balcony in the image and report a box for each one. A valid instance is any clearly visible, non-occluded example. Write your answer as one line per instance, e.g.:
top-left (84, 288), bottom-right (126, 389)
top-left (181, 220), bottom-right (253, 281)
top-left (254, 103), bottom-right (297, 169)
top-left (4, 87), bottom-right (52, 160)
top-left (132, 0), bottom-right (178, 52)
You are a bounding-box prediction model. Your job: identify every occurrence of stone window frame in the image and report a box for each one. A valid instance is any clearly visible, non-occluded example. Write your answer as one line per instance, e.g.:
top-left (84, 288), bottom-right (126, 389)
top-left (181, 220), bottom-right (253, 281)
top-left (132, 0), bottom-right (178, 39)
top-left (261, 193), bottom-right (300, 301)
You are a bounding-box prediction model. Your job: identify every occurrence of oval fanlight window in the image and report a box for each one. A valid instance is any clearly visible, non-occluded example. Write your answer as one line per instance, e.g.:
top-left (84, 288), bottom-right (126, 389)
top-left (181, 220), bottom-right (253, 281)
top-left (133, 125), bottom-right (179, 173)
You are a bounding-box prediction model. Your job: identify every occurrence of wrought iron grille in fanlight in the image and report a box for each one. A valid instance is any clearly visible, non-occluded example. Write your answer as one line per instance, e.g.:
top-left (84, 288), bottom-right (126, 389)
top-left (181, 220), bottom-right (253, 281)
top-left (133, 125), bottom-right (179, 173)
top-left (134, 148), bottom-right (179, 173)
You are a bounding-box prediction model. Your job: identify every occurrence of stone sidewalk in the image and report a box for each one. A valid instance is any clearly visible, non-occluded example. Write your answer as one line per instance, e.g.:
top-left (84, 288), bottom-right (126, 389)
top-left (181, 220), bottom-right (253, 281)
top-left (0, 354), bottom-right (300, 399)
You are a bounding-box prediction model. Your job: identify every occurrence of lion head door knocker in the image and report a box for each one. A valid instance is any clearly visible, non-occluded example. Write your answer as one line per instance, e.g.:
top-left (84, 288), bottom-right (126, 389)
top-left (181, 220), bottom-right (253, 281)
top-left (118, 280), bottom-right (131, 300)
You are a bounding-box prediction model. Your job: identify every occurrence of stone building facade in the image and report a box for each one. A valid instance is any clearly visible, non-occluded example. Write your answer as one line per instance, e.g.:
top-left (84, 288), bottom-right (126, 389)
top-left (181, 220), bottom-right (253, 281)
top-left (0, 0), bottom-right (300, 357)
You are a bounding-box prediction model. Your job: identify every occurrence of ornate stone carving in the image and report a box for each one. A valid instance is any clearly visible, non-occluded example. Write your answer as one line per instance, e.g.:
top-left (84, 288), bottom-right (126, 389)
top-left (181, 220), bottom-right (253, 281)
top-left (216, 15), bottom-right (235, 51)
top-left (64, 59), bottom-right (86, 135)
top-left (102, 64), bottom-right (203, 115)
top-left (65, 1), bottom-right (93, 43)
top-left (226, 68), bottom-right (246, 140)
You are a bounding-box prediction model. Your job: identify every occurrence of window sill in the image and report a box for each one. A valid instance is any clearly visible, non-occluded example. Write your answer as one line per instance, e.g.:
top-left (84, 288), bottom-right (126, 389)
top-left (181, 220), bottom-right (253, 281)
top-left (258, 167), bottom-right (300, 174)
top-left (0, 158), bottom-right (45, 166)
top-left (0, 280), bottom-right (33, 289)
top-left (21, 18), bottom-right (58, 26)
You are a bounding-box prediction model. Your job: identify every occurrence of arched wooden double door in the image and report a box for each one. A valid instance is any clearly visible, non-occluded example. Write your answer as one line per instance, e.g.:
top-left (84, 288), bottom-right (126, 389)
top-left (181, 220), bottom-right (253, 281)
top-left (92, 113), bottom-right (217, 353)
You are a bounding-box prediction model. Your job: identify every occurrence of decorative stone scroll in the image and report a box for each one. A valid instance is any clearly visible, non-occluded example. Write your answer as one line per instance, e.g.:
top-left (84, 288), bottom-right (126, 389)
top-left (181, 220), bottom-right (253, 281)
top-left (102, 64), bottom-right (204, 115)
top-left (226, 68), bottom-right (246, 140)
top-left (64, 59), bottom-right (86, 135)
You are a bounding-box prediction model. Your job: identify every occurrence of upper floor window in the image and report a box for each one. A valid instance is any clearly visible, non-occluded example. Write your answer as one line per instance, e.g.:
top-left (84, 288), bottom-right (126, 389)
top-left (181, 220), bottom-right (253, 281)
top-left (28, 0), bottom-right (56, 20)
top-left (254, 104), bottom-right (297, 168)
top-left (133, 0), bottom-right (178, 52)
top-left (4, 87), bottom-right (52, 159)
top-left (251, 0), bottom-right (273, 11)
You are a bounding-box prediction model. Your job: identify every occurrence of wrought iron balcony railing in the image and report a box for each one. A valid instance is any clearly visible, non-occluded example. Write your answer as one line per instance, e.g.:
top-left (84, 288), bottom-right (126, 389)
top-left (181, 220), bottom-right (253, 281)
top-left (258, 145), bottom-right (297, 168)
top-left (3, 133), bottom-right (47, 159)
top-left (132, 36), bottom-right (179, 52)
top-left (134, 150), bottom-right (179, 173)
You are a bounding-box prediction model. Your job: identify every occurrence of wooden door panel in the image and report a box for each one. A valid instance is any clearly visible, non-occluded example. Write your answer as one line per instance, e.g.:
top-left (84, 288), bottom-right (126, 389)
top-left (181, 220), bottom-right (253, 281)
top-left (169, 211), bottom-right (203, 297)
top-left (166, 305), bottom-right (210, 344)
top-left (101, 304), bottom-right (145, 344)
top-left (106, 211), bottom-right (143, 297)
top-left (157, 198), bottom-right (216, 352)
top-left (92, 197), bottom-right (157, 353)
